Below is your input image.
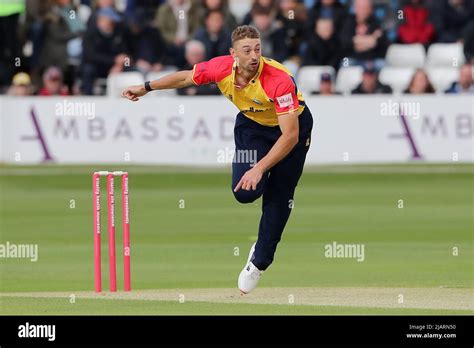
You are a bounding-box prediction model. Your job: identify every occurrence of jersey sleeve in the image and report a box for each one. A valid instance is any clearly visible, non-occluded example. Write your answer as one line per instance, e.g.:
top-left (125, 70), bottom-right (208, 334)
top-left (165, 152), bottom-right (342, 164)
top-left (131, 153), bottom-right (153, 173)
top-left (192, 56), bottom-right (230, 86)
top-left (273, 76), bottom-right (299, 115)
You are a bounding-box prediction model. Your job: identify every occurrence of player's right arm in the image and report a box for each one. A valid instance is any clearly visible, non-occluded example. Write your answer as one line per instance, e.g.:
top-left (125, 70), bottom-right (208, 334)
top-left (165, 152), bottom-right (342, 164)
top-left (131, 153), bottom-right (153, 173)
top-left (121, 70), bottom-right (195, 101)
top-left (122, 56), bottom-right (230, 102)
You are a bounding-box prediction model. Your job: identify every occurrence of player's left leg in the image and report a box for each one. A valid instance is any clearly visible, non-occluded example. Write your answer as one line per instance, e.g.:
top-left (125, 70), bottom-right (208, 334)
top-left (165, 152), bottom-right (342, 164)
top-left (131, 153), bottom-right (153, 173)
top-left (239, 107), bottom-right (314, 293)
top-left (253, 107), bottom-right (313, 271)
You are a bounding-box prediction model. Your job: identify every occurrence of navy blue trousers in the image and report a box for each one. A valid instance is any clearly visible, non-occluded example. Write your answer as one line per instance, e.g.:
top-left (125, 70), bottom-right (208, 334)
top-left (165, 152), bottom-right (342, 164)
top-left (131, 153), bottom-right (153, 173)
top-left (232, 107), bottom-right (314, 270)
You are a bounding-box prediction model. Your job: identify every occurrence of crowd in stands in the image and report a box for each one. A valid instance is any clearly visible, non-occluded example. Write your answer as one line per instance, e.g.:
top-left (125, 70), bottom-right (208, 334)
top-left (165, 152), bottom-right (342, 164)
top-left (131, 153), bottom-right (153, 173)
top-left (1, 0), bottom-right (473, 97)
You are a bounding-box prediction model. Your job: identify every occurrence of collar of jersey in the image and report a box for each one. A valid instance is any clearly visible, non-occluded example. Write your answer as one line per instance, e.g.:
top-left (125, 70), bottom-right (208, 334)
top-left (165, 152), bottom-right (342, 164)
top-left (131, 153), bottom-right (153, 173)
top-left (232, 56), bottom-right (264, 89)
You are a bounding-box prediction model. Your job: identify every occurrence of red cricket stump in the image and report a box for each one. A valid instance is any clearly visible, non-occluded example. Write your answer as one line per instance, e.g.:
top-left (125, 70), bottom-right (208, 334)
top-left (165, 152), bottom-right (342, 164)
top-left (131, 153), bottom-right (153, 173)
top-left (93, 170), bottom-right (132, 292)
top-left (107, 174), bottom-right (117, 292)
top-left (93, 173), bottom-right (102, 293)
top-left (122, 173), bottom-right (131, 291)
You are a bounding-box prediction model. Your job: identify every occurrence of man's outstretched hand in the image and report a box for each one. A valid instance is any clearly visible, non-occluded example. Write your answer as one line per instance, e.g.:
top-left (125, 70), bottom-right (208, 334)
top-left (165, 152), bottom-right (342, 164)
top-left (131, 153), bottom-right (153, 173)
top-left (121, 85), bottom-right (148, 101)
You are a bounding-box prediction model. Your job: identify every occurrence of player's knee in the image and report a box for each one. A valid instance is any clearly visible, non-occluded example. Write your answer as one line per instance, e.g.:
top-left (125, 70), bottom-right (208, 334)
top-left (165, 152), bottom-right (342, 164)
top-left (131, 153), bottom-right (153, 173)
top-left (232, 189), bottom-right (261, 204)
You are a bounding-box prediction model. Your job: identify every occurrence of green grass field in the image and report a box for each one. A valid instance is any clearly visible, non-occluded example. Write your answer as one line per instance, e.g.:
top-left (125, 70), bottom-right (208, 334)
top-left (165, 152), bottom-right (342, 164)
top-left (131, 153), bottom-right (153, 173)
top-left (0, 164), bottom-right (472, 315)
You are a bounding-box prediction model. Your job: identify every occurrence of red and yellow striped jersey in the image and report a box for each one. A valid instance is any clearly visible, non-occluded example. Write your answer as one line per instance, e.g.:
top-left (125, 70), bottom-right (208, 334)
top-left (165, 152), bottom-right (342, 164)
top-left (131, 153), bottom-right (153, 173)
top-left (192, 55), bottom-right (305, 127)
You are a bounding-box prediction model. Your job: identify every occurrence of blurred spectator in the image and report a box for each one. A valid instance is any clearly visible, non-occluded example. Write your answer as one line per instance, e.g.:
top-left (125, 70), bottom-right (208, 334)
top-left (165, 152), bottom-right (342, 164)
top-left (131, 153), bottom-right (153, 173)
top-left (463, 20), bottom-right (474, 63)
top-left (154, 0), bottom-right (202, 46)
top-left (125, 0), bottom-right (164, 23)
top-left (242, 0), bottom-right (278, 25)
top-left (154, 0), bottom-right (202, 67)
top-left (38, 66), bottom-right (70, 96)
top-left (302, 17), bottom-right (341, 69)
top-left (183, 40), bottom-right (205, 68)
top-left (200, 0), bottom-right (237, 32)
top-left (24, 0), bottom-right (51, 69)
top-left (311, 72), bottom-right (340, 95)
top-left (7, 72), bottom-right (34, 96)
top-left (87, 0), bottom-right (123, 29)
top-left (398, 0), bottom-right (435, 45)
top-left (177, 40), bottom-right (220, 95)
top-left (0, 0), bottom-right (26, 86)
top-left (340, 0), bottom-right (388, 65)
top-left (374, 0), bottom-right (399, 43)
top-left (249, 5), bottom-right (288, 62)
top-left (439, 0), bottom-right (474, 43)
top-left (423, 0), bottom-right (444, 36)
top-left (352, 62), bottom-right (392, 94)
top-left (306, 0), bottom-right (347, 36)
top-left (445, 64), bottom-right (474, 94)
top-left (39, 0), bottom-right (85, 73)
top-left (3, 1), bottom-right (474, 96)
top-left (125, 8), bottom-right (167, 74)
top-left (60, 0), bottom-right (87, 62)
top-left (403, 69), bottom-right (435, 94)
top-left (194, 10), bottom-right (231, 61)
top-left (59, 0), bottom-right (86, 33)
top-left (81, 7), bottom-right (129, 95)
top-left (276, 0), bottom-right (307, 59)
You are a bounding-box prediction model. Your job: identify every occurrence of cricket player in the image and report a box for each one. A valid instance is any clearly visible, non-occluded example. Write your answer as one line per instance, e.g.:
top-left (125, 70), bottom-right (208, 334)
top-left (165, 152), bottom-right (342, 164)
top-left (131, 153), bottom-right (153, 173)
top-left (122, 25), bottom-right (313, 294)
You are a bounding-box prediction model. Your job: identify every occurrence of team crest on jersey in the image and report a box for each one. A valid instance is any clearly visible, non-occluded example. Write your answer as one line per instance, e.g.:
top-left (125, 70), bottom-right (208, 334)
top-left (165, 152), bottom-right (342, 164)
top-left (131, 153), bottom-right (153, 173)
top-left (276, 93), bottom-right (293, 108)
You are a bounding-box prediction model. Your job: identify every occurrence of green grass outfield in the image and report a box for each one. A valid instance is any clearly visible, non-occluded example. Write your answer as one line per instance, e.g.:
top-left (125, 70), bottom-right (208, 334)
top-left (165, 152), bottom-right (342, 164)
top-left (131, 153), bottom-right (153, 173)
top-left (0, 164), bottom-right (472, 315)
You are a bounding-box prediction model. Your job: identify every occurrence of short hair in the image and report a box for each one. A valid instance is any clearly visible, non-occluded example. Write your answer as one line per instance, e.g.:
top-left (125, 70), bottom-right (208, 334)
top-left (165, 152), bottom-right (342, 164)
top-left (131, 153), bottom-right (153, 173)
top-left (231, 25), bottom-right (260, 46)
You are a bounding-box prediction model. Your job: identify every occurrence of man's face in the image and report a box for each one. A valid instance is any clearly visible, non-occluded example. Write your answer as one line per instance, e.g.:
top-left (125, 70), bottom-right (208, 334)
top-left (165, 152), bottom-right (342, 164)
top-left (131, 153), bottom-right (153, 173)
top-left (186, 47), bottom-right (205, 66)
top-left (14, 85), bottom-right (29, 96)
top-left (280, 0), bottom-right (296, 12)
top-left (97, 16), bottom-right (115, 35)
top-left (319, 80), bottom-right (332, 95)
top-left (316, 18), bottom-right (334, 40)
top-left (362, 72), bottom-right (377, 92)
top-left (44, 76), bottom-right (62, 94)
top-left (354, 0), bottom-right (372, 22)
top-left (253, 14), bottom-right (272, 32)
top-left (205, 0), bottom-right (222, 10)
top-left (230, 38), bottom-right (261, 74)
top-left (206, 12), bottom-right (224, 34)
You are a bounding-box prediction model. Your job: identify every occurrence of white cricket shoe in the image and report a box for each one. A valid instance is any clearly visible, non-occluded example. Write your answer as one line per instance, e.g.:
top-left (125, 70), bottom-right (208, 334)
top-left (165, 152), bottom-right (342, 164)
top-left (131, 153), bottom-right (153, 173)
top-left (238, 242), bottom-right (262, 294)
